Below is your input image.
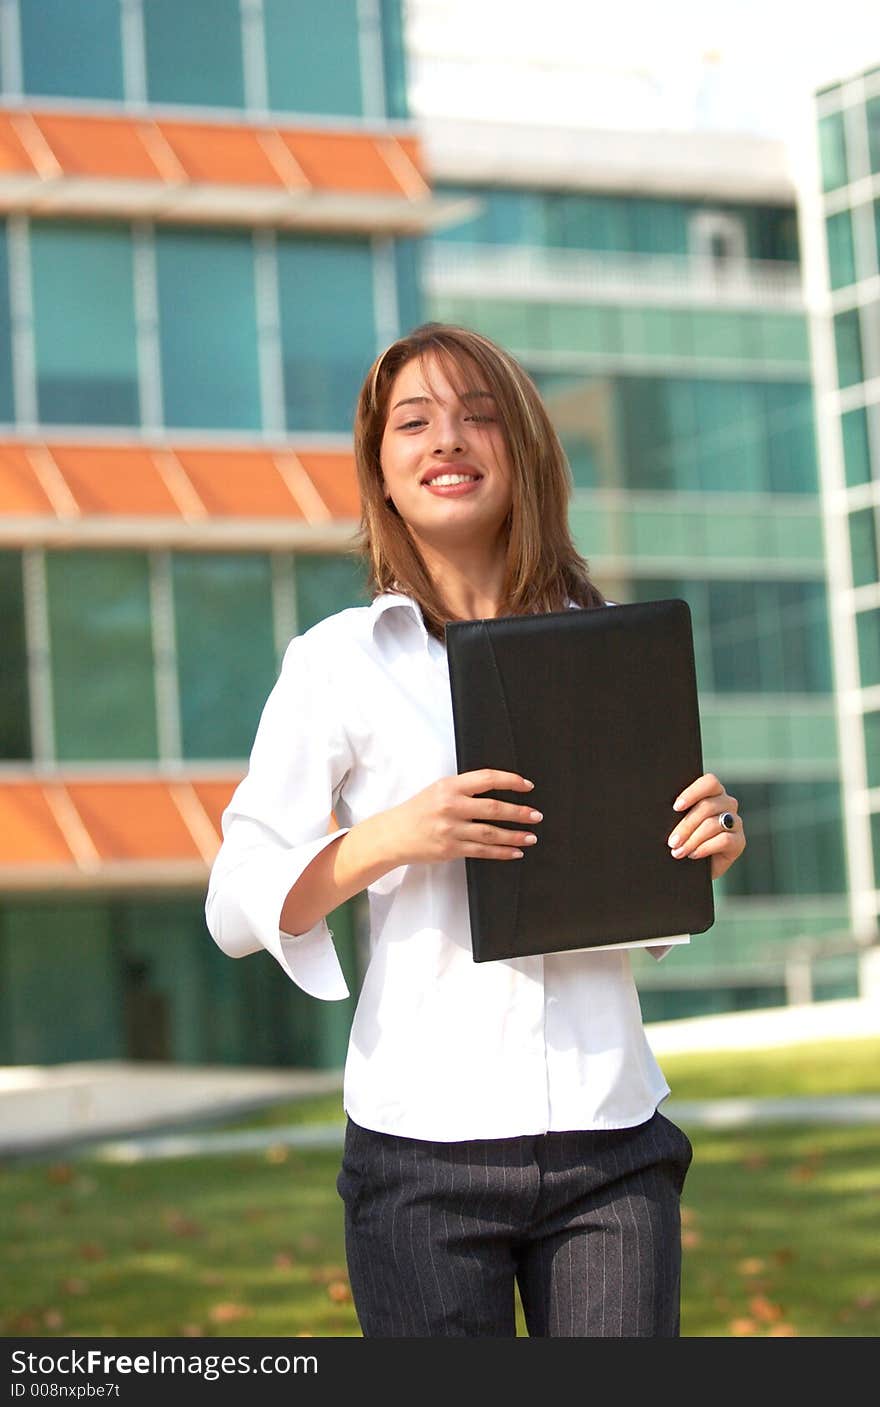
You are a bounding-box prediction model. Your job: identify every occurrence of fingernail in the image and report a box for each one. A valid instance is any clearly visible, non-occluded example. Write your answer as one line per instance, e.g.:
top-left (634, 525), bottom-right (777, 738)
top-left (529, 810), bottom-right (543, 821)
top-left (523, 834), bottom-right (538, 845)
top-left (668, 833), bottom-right (680, 848)
top-left (672, 846), bottom-right (685, 858)
top-left (512, 849), bottom-right (524, 858)
top-left (523, 779), bottom-right (534, 788)
top-left (673, 797), bottom-right (685, 810)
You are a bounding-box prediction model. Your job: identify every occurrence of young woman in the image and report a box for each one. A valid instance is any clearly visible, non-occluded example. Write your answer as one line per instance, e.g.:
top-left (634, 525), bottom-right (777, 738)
top-left (205, 322), bottom-right (746, 1337)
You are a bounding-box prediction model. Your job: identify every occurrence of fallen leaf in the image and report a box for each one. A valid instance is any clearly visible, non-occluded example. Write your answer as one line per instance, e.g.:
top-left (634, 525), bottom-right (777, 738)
top-left (771, 1248), bottom-right (796, 1267)
top-left (742, 1152), bottom-right (768, 1170)
top-left (736, 1258), bottom-right (765, 1277)
top-left (43, 1310), bottom-right (64, 1330)
top-left (47, 1164), bottom-right (73, 1185)
top-left (61, 1278), bottom-right (87, 1297)
top-left (680, 1206), bottom-right (699, 1226)
top-left (13, 1314), bottom-right (37, 1333)
top-left (767, 1323), bottom-right (798, 1337)
top-left (854, 1293), bottom-right (877, 1311)
top-left (209, 1302), bottom-right (251, 1324)
top-left (199, 1271), bottom-right (226, 1286)
top-left (79, 1243), bottom-right (105, 1261)
top-left (790, 1164), bottom-right (816, 1183)
top-left (729, 1317), bottom-right (758, 1336)
top-left (298, 1234), bottom-right (320, 1253)
top-left (749, 1295), bottom-right (784, 1323)
top-left (274, 1252), bottom-right (295, 1269)
top-left (309, 1265), bottom-right (348, 1285)
top-left (181, 1324), bottom-right (204, 1337)
top-left (681, 1229), bottom-right (702, 1250)
top-left (327, 1281), bottom-right (351, 1303)
top-left (266, 1145), bottom-right (289, 1164)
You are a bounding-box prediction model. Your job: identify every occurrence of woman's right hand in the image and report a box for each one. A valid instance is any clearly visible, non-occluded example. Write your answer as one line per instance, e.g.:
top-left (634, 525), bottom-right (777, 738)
top-left (384, 770), bottom-right (542, 866)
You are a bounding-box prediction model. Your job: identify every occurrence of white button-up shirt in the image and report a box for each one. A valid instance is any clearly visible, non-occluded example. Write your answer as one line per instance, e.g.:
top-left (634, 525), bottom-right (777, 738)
top-left (205, 592), bottom-right (682, 1141)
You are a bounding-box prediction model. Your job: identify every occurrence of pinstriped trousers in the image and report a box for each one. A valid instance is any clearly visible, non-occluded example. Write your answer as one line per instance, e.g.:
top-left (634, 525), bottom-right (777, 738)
top-left (336, 1108), bottom-right (693, 1338)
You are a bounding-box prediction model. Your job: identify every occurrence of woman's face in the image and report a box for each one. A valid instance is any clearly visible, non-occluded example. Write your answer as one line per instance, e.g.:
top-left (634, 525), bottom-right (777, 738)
top-left (379, 352), bottom-right (514, 553)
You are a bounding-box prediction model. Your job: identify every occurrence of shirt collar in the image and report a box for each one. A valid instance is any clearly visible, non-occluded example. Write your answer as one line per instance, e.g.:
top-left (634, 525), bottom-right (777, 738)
top-left (369, 590), bottom-right (581, 645)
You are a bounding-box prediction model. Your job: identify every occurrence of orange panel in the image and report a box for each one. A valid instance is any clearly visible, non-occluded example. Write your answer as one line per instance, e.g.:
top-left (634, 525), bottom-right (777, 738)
top-left (0, 114), bottom-right (36, 174)
top-left (33, 112), bottom-right (163, 180)
top-left (0, 443), bottom-right (55, 515)
top-left (49, 445), bottom-right (182, 517)
top-left (192, 779), bottom-right (241, 834)
top-left (283, 131), bottom-right (404, 195)
top-left (158, 122), bottom-right (289, 187)
top-left (298, 452), bottom-right (361, 519)
top-left (176, 449), bottom-right (305, 519)
top-left (67, 782), bottom-right (201, 862)
top-left (0, 785), bottom-right (74, 866)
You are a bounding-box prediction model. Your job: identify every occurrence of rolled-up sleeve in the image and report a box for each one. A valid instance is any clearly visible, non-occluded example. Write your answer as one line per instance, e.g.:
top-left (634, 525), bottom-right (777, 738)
top-left (205, 631), bottom-right (354, 1002)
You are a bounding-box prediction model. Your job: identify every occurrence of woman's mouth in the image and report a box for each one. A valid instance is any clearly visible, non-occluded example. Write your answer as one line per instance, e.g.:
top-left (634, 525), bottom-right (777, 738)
top-left (422, 473), bottom-right (482, 496)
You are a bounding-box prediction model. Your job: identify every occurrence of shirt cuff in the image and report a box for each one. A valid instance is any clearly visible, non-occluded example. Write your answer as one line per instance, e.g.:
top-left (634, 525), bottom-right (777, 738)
top-left (212, 828), bottom-right (352, 1001)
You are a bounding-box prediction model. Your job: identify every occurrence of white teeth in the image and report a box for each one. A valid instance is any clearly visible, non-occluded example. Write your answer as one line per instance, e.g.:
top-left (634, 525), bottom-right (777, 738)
top-left (425, 474), bottom-right (479, 487)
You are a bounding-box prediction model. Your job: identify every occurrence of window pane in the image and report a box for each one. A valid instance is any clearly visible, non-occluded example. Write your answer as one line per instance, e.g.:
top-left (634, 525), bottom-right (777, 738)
top-left (144, 0), bottom-right (244, 107)
top-left (707, 581), bottom-right (763, 690)
top-left (722, 779), bottom-right (846, 895)
top-left (277, 237), bottom-right (375, 433)
top-left (857, 607), bottom-right (880, 687)
top-left (30, 222), bottom-right (139, 425)
top-left (866, 712), bottom-right (880, 790)
top-left (825, 209), bottom-right (856, 289)
top-left (46, 552), bottom-right (158, 760)
top-left (380, 0), bottom-right (409, 119)
top-left (693, 380), bottom-right (763, 491)
top-left (156, 229), bottom-right (260, 430)
top-left (0, 223), bottom-right (12, 422)
top-left (294, 553), bottom-right (369, 633)
top-left (763, 381), bottom-right (818, 493)
top-left (394, 238), bottom-right (423, 336)
top-left (819, 111), bottom-right (849, 192)
top-left (833, 309), bottom-right (864, 388)
top-left (264, 0), bottom-right (362, 116)
top-left (867, 97), bottom-right (880, 175)
top-left (777, 581), bottom-right (833, 693)
top-left (20, 0), bottom-right (124, 100)
top-left (0, 552), bottom-right (31, 759)
top-left (849, 509), bottom-right (879, 589)
top-left (842, 406), bottom-right (871, 487)
top-left (173, 553), bottom-right (277, 760)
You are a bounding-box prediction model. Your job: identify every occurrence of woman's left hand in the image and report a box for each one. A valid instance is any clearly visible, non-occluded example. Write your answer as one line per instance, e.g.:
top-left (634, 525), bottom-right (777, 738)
top-left (667, 772), bottom-right (746, 881)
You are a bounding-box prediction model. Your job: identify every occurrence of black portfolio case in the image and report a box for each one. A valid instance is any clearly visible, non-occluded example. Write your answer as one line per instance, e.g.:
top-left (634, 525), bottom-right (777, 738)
top-left (445, 598), bottom-right (715, 961)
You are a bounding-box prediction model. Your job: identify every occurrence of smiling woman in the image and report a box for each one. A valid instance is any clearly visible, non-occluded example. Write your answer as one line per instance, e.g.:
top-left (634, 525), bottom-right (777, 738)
top-left (206, 320), bottom-right (746, 1339)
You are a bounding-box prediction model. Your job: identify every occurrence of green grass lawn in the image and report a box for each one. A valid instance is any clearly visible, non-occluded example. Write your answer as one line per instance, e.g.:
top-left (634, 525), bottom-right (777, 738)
top-left (2, 1036), bottom-right (878, 1339)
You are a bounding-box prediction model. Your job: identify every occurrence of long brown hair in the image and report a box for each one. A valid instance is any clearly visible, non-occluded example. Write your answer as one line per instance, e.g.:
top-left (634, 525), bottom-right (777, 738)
top-left (349, 322), bottom-right (607, 642)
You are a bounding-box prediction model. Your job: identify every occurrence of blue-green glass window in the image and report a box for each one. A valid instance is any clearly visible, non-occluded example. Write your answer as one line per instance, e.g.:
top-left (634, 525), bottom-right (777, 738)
top-left (875, 199), bottom-right (880, 272)
top-left (867, 97), bottom-right (880, 175)
top-left (850, 509), bottom-right (879, 589)
top-left (172, 553), bottom-right (277, 759)
top-left (294, 553), bottom-right (369, 634)
top-left (0, 553), bottom-right (31, 760)
top-left (20, 0), bottom-right (124, 100)
top-left (380, 0), bottom-right (409, 119)
top-left (707, 581), bottom-right (831, 694)
top-left (394, 238), bottom-right (423, 336)
top-left (144, 0), bottom-right (244, 108)
top-left (0, 224), bottom-right (12, 423)
top-left (264, 0), bottom-right (362, 116)
top-left (819, 111), bottom-right (849, 192)
top-left (722, 779), bottom-right (846, 895)
top-left (30, 221), bottom-right (139, 425)
top-left (763, 382), bottom-right (818, 493)
top-left (277, 237), bottom-right (375, 433)
top-left (842, 406), bottom-right (871, 487)
top-left (156, 229), bottom-right (260, 430)
top-left (692, 381), bottom-right (764, 491)
top-left (825, 209), bottom-right (856, 289)
top-left (857, 607), bottom-right (880, 687)
top-left (834, 309), bottom-right (864, 389)
top-left (866, 712), bottom-right (880, 790)
top-left (628, 199), bottom-right (688, 256)
top-left (617, 379), bottom-right (677, 492)
top-left (45, 552), bottom-right (158, 761)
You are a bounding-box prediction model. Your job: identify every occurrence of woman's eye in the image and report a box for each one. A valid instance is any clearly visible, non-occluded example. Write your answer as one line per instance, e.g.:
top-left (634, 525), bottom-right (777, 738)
top-left (399, 419), bottom-right (425, 430)
top-left (466, 415), bottom-right (495, 423)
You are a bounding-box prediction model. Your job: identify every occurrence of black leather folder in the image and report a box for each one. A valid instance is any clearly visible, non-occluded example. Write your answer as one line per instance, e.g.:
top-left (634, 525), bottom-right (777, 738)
top-left (445, 598), bottom-right (715, 962)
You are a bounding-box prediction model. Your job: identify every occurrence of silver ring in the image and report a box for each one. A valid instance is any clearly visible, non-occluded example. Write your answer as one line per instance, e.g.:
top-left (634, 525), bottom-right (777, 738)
top-left (719, 811), bottom-right (736, 831)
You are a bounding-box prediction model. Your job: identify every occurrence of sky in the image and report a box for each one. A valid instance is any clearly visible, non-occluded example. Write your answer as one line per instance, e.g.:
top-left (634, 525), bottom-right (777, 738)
top-left (405, 0), bottom-right (879, 143)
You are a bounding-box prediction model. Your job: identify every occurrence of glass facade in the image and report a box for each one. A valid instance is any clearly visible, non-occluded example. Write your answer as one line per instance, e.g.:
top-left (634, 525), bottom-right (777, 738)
top-left (19, 0), bottom-right (124, 101)
top-left (3, 0), bottom-right (410, 122)
top-left (0, 552), bottom-right (30, 760)
top-left (30, 221), bottom-right (140, 426)
top-left (433, 185), bottom-right (800, 261)
top-left (0, 218), bottom-right (411, 433)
